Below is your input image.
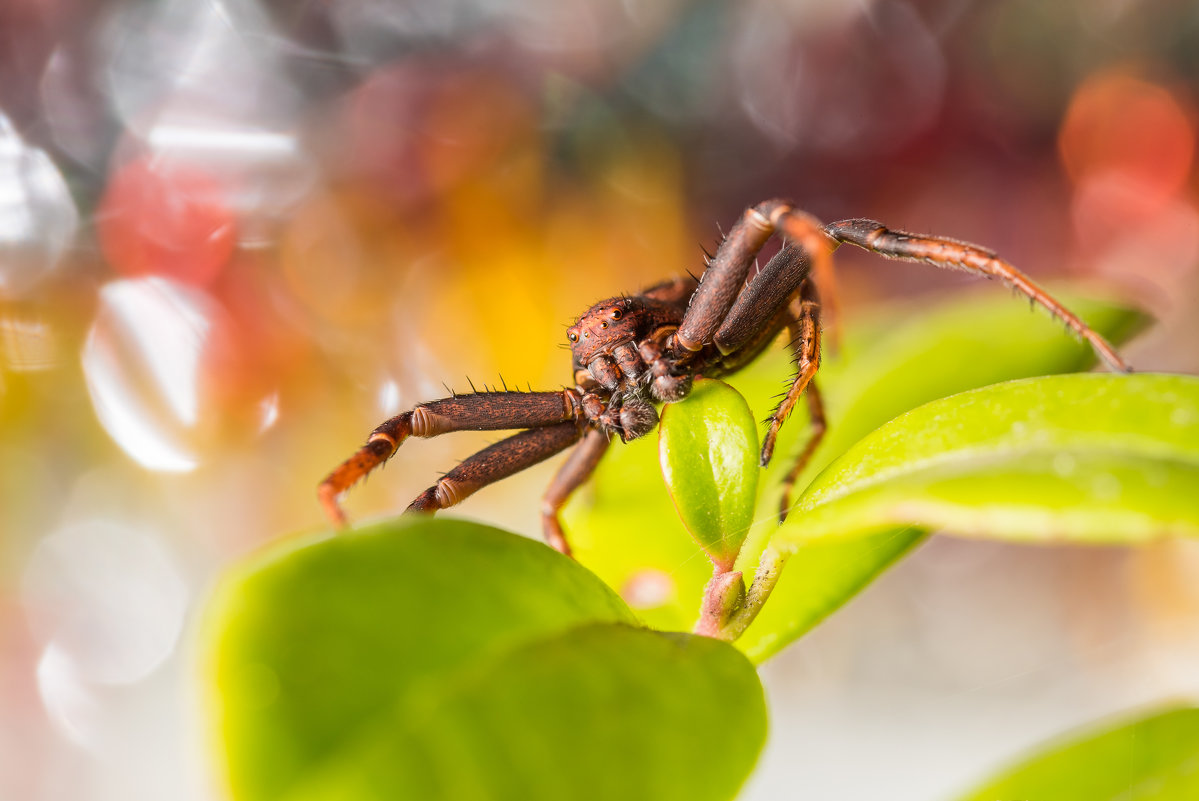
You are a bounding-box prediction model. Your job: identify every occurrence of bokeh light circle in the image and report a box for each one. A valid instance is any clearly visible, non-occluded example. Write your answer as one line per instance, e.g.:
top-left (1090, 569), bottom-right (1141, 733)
top-left (82, 276), bottom-right (237, 472)
top-left (0, 115), bottom-right (80, 299)
top-left (21, 520), bottom-right (189, 687)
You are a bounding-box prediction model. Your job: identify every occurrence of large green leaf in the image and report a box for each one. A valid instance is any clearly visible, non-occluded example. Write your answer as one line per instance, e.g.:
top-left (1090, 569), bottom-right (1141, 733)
top-left (204, 517), bottom-right (766, 801)
top-left (562, 291), bottom-right (1144, 660)
top-left (954, 706), bottom-right (1199, 801)
top-left (659, 379), bottom-right (759, 571)
top-left (777, 374), bottom-right (1199, 546)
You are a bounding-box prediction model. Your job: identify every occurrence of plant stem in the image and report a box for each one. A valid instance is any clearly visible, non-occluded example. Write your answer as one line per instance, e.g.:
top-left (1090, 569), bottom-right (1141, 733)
top-left (694, 569), bottom-right (745, 638)
top-left (716, 545), bottom-right (789, 641)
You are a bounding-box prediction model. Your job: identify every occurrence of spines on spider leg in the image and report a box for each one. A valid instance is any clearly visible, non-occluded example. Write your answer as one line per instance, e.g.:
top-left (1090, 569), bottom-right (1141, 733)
top-left (762, 205), bottom-right (840, 351)
top-left (318, 389), bottom-right (585, 525)
top-left (988, 261), bottom-right (1132, 373)
top-left (824, 218), bottom-right (1131, 373)
top-left (411, 390), bottom-right (584, 434)
top-left (675, 204), bottom-right (777, 352)
top-left (760, 363), bottom-right (817, 467)
top-left (760, 295), bottom-right (821, 468)
top-left (713, 245), bottom-right (810, 355)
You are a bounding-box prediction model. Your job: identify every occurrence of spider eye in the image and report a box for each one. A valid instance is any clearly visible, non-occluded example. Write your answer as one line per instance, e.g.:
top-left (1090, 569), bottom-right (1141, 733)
top-left (611, 309), bottom-right (623, 320)
top-left (567, 331), bottom-right (578, 343)
top-left (599, 321), bottom-right (608, 329)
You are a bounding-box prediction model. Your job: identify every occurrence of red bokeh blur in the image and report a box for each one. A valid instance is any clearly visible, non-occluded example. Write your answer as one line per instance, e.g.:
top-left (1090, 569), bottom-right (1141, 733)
top-left (98, 155), bottom-right (237, 286)
top-left (1060, 69), bottom-right (1194, 203)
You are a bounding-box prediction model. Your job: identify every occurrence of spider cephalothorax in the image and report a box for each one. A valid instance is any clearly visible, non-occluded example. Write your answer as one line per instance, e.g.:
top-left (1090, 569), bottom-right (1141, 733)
top-left (567, 289), bottom-right (694, 399)
top-left (319, 199), bottom-right (1129, 560)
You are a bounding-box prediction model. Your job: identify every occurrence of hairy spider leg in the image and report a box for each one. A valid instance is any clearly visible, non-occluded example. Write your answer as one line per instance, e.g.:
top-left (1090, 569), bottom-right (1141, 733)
top-left (824, 218), bottom-right (1131, 373)
top-left (761, 281), bottom-right (822, 469)
top-left (674, 199), bottom-right (840, 356)
top-left (407, 422), bottom-right (583, 518)
top-left (777, 377), bottom-right (826, 525)
top-left (540, 428), bottom-right (610, 556)
top-left (674, 206), bottom-right (775, 352)
top-left (767, 203), bottom-right (842, 352)
top-left (318, 390), bottom-right (584, 525)
top-left (713, 244), bottom-right (810, 355)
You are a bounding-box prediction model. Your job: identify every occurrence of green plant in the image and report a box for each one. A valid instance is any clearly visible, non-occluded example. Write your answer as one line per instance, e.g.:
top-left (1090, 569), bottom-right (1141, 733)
top-left (204, 291), bottom-right (1199, 800)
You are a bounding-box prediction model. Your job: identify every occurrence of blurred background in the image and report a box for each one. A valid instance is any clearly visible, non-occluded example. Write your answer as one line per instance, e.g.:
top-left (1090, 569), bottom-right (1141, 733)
top-left (2, 0), bottom-right (1199, 798)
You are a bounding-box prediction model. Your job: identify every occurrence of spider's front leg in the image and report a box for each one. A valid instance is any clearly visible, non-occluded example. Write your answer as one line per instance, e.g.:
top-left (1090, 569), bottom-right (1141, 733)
top-left (318, 389), bottom-right (585, 527)
top-left (824, 218), bottom-right (1131, 372)
top-left (673, 199), bottom-right (838, 356)
top-left (406, 421), bottom-right (584, 518)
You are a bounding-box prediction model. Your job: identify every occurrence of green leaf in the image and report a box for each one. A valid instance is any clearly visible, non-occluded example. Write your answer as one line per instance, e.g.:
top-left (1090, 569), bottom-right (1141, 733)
top-left (735, 295), bottom-right (1146, 661)
top-left (204, 517), bottom-right (766, 801)
top-left (777, 373), bottom-right (1199, 546)
top-left (658, 379), bottom-right (759, 571)
top-left (562, 291), bottom-right (1145, 660)
top-left (954, 705), bottom-right (1199, 801)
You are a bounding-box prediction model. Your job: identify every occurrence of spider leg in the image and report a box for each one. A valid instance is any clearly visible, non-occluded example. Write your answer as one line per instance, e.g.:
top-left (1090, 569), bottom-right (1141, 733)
top-left (540, 428), bottom-right (611, 556)
top-left (713, 244), bottom-right (809, 355)
top-left (675, 199), bottom-right (838, 355)
top-left (761, 282), bottom-right (821, 468)
top-left (407, 422), bottom-right (584, 517)
top-left (318, 390), bottom-right (583, 525)
top-left (824, 218), bottom-right (1131, 373)
top-left (777, 380), bottom-right (826, 525)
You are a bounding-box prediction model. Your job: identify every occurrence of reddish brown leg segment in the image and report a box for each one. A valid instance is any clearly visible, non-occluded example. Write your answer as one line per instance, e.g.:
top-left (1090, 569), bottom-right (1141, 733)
top-left (673, 199), bottom-right (839, 358)
top-left (408, 422), bottom-right (583, 514)
top-left (767, 203), bottom-right (841, 352)
top-left (540, 428), bottom-right (611, 556)
top-left (714, 244), bottom-right (810, 355)
top-left (318, 413), bottom-right (413, 526)
top-left (318, 390), bottom-right (582, 525)
top-left (778, 381), bottom-right (826, 524)
top-left (761, 284), bottom-right (821, 468)
top-left (681, 200), bottom-right (839, 359)
top-left (675, 207), bottom-right (776, 352)
top-left (824, 218), bottom-right (1131, 372)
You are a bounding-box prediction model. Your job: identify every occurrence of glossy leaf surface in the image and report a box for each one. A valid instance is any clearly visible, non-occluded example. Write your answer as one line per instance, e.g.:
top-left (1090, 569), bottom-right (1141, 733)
top-left (777, 373), bottom-right (1199, 546)
top-left (205, 517), bottom-right (766, 801)
top-left (658, 379), bottom-right (759, 570)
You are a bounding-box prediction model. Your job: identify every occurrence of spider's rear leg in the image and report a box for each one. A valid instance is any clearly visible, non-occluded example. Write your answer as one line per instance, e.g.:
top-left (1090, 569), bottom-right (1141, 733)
top-left (540, 428), bottom-right (610, 556)
top-left (825, 218), bottom-right (1131, 372)
top-left (408, 421), bottom-right (584, 521)
top-left (318, 390), bottom-right (584, 525)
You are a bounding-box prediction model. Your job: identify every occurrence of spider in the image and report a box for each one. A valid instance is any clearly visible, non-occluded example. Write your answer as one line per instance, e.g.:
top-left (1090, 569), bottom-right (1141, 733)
top-left (318, 199), bottom-right (1130, 556)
